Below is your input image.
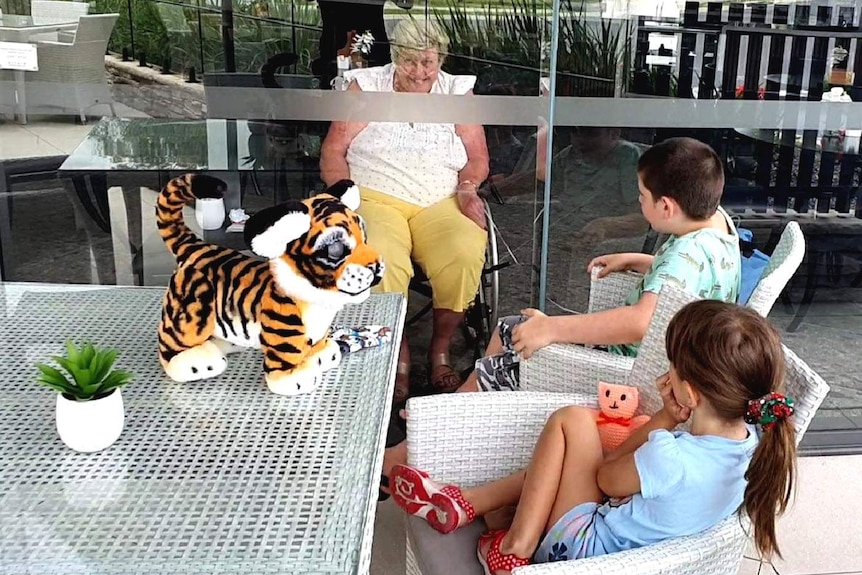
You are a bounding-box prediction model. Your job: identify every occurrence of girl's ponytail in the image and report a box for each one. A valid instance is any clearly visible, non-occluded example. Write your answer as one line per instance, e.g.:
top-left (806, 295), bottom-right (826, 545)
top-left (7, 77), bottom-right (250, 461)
top-left (742, 393), bottom-right (797, 559)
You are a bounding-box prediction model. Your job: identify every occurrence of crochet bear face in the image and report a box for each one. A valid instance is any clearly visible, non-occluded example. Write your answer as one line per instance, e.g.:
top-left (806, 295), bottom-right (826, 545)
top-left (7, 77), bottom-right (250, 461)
top-left (598, 381), bottom-right (640, 419)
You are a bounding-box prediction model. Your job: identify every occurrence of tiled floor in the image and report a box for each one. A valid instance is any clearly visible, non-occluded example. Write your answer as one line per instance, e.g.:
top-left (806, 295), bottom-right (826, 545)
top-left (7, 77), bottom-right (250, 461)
top-left (3, 114), bottom-right (862, 575)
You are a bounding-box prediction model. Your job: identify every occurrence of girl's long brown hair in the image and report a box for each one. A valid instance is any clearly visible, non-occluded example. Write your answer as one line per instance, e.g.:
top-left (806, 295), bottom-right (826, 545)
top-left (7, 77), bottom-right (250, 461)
top-left (665, 301), bottom-right (796, 559)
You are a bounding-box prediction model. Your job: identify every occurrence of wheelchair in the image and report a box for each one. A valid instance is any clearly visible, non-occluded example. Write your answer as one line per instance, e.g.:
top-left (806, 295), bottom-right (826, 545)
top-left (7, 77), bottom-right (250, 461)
top-left (406, 197), bottom-right (509, 360)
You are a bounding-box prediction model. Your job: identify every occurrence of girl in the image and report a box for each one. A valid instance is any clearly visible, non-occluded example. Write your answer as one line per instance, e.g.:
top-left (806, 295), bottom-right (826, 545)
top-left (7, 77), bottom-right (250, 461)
top-left (390, 300), bottom-right (797, 574)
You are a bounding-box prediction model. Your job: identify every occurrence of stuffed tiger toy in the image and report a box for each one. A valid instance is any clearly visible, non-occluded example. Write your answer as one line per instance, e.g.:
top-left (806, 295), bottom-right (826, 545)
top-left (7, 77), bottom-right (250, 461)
top-left (156, 173), bottom-right (384, 395)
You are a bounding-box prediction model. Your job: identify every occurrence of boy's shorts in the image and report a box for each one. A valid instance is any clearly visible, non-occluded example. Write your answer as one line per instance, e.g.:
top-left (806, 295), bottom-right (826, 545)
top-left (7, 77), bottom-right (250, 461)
top-left (475, 315), bottom-right (526, 392)
top-left (474, 315), bottom-right (609, 392)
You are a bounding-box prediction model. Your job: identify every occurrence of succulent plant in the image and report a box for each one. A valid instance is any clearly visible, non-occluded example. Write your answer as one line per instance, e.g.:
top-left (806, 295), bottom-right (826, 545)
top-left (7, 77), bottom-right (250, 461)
top-left (36, 342), bottom-right (134, 401)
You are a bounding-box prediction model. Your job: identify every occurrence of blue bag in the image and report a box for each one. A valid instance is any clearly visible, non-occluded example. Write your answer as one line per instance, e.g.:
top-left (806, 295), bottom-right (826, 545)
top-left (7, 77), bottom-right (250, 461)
top-left (738, 227), bottom-right (770, 305)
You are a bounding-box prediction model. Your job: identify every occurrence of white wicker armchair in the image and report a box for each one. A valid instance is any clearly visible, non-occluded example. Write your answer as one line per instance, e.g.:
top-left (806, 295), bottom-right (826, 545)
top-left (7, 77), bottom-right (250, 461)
top-left (25, 13), bottom-right (118, 122)
top-left (745, 221), bottom-right (805, 317)
top-left (521, 221), bottom-right (805, 394)
top-left (519, 268), bottom-right (642, 393)
top-left (28, 0), bottom-right (90, 42)
top-left (404, 285), bottom-right (830, 575)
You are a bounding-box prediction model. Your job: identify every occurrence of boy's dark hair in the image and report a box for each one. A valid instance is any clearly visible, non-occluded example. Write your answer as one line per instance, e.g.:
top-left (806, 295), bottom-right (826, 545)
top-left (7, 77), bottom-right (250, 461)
top-left (637, 137), bottom-right (725, 220)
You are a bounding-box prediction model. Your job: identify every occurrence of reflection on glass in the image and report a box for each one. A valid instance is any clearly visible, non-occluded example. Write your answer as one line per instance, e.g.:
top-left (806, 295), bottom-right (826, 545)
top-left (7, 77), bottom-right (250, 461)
top-left (84, 118), bottom-right (210, 170)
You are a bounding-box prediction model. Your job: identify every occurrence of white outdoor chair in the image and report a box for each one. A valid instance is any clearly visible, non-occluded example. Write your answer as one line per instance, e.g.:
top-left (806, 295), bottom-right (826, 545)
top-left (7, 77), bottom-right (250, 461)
top-left (28, 0), bottom-right (90, 42)
top-left (25, 13), bottom-right (118, 122)
top-left (520, 220), bottom-right (806, 393)
top-left (403, 284), bottom-right (830, 575)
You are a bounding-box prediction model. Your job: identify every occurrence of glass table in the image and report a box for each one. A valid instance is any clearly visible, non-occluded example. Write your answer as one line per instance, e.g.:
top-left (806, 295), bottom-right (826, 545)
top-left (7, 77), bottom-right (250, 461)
top-left (0, 282), bottom-right (405, 575)
top-left (58, 117), bottom-right (326, 286)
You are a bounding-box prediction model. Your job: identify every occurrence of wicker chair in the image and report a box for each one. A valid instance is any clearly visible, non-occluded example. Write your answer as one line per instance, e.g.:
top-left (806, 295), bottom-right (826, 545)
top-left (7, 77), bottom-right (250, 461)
top-left (746, 221), bottom-right (805, 317)
top-left (28, 0), bottom-right (90, 42)
top-left (24, 13), bottom-right (119, 122)
top-left (521, 220), bottom-right (805, 393)
top-left (403, 285), bottom-right (830, 575)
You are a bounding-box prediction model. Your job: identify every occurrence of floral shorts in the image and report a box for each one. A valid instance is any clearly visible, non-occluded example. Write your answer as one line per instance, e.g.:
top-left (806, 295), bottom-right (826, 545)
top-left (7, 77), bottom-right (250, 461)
top-left (474, 315), bottom-right (526, 392)
top-left (534, 501), bottom-right (599, 563)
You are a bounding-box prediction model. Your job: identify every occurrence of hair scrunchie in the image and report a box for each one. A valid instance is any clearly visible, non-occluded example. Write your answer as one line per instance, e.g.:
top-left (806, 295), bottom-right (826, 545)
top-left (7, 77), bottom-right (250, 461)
top-left (745, 392), bottom-right (795, 431)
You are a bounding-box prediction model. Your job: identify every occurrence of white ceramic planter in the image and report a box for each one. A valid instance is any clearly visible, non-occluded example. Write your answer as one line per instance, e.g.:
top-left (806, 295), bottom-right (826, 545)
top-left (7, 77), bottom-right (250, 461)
top-left (55, 389), bottom-right (125, 453)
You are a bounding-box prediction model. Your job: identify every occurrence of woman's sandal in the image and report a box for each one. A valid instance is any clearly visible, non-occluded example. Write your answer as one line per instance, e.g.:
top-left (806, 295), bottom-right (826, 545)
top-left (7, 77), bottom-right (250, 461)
top-left (427, 352), bottom-right (462, 394)
top-left (390, 464), bottom-right (476, 534)
top-left (477, 530), bottom-right (531, 575)
top-left (378, 474), bottom-right (391, 502)
top-left (394, 360), bottom-right (411, 403)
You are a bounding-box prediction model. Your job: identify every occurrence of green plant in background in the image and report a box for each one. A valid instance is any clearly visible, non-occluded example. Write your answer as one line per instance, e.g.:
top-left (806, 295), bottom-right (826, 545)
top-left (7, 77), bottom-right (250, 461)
top-left (85, 0), bottom-right (626, 87)
top-left (436, 0), bottom-right (630, 96)
top-left (36, 341), bottom-right (134, 401)
top-left (89, 0), bottom-right (321, 75)
top-left (0, 0), bottom-right (30, 14)
top-left (436, 0), bottom-right (545, 93)
top-left (556, 0), bottom-right (632, 96)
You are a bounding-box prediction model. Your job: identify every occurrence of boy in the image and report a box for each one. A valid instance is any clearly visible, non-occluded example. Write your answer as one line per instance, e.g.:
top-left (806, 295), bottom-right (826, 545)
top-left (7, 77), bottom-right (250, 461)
top-left (463, 136), bottom-right (741, 392)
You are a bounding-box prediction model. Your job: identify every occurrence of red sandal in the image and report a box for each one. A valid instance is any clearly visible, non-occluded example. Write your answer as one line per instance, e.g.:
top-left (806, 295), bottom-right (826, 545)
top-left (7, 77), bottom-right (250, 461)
top-left (477, 530), bottom-right (531, 575)
top-left (390, 464), bottom-right (476, 534)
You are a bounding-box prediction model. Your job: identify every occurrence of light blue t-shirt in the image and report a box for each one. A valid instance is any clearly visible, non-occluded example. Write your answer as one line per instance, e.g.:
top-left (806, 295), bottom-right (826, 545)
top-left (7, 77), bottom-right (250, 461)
top-left (609, 207), bottom-right (741, 357)
top-left (590, 426), bottom-right (757, 556)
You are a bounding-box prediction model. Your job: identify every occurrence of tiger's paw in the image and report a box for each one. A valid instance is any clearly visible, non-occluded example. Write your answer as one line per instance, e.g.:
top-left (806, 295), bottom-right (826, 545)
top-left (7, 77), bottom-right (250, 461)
top-left (265, 368), bottom-right (320, 396)
top-left (314, 338), bottom-right (342, 372)
top-left (162, 341), bottom-right (228, 383)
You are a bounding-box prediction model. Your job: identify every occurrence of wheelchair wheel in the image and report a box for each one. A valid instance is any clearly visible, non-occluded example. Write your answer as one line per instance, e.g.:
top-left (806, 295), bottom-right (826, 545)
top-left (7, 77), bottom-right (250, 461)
top-left (462, 203), bottom-right (504, 358)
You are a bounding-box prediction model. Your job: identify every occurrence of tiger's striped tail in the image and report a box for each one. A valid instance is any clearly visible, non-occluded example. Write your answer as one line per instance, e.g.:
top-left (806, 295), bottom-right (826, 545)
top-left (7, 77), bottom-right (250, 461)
top-left (156, 174), bottom-right (227, 260)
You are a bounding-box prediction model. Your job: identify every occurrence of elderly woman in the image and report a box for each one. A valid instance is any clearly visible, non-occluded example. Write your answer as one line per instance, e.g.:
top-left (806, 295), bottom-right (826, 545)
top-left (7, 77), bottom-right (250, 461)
top-left (320, 18), bottom-right (490, 403)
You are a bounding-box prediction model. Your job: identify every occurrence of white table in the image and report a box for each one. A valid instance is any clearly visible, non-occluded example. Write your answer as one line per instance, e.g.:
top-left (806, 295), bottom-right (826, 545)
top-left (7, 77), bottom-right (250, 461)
top-left (0, 283), bottom-right (405, 574)
top-left (0, 14), bottom-right (79, 124)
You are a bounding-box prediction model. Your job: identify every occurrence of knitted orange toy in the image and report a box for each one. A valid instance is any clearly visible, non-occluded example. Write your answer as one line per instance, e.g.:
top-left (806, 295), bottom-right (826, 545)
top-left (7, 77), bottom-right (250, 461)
top-left (595, 381), bottom-right (650, 452)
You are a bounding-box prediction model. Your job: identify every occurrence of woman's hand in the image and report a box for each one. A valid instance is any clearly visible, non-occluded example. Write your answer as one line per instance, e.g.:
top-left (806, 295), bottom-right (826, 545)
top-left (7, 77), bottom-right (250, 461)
top-left (457, 188), bottom-right (486, 229)
top-left (655, 372), bottom-right (691, 425)
top-left (511, 308), bottom-right (554, 360)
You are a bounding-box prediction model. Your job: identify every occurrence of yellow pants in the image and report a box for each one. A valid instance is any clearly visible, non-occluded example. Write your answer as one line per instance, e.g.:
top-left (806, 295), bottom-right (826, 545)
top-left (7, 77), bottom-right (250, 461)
top-left (357, 187), bottom-right (487, 313)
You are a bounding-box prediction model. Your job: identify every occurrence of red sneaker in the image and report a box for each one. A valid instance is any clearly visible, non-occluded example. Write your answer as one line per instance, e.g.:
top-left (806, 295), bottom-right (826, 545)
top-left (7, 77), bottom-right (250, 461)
top-left (390, 464), bottom-right (476, 534)
top-left (477, 530), bottom-right (531, 575)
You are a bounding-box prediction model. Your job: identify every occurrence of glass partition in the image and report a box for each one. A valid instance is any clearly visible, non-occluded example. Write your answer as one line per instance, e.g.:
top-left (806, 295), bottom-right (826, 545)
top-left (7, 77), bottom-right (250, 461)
top-left (1, 0), bottom-right (861, 451)
top-left (544, 0), bottom-right (862, 452)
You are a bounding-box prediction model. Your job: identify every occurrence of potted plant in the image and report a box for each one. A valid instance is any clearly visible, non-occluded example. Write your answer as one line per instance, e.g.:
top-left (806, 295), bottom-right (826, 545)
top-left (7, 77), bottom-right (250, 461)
top-left (36, 341), bottom-right (134, 453)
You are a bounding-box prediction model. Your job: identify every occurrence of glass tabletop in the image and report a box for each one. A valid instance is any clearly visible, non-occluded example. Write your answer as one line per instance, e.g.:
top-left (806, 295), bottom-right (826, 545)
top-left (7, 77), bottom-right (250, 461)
top-left (0, 14), bottom-right (78, 28)
top-left (60, 118), bottom-right (324, 173)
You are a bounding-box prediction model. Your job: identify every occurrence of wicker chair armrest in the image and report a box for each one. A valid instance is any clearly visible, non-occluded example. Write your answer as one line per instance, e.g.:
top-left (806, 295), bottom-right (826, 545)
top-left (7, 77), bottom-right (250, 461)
top-left (57, 30), bottom-right (77, 43)
top-left (406, 392), bottom-right (593, 486)
top-left (520, 344), bottom-right (634, 393)
top-left (588, 267), bottom-right (643, 313)
top-left (515, 514), bottom-right (747, 575)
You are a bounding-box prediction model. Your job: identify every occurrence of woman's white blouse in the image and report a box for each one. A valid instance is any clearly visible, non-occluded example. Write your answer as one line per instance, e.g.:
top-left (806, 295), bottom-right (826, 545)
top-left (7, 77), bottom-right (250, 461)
top-left (343, 63), bottom-right (476, 207)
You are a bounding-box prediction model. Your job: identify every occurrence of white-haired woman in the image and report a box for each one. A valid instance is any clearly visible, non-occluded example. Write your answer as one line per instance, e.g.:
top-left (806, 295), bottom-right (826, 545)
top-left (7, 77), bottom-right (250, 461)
top-left (321, 18), bottom-right (490, 405)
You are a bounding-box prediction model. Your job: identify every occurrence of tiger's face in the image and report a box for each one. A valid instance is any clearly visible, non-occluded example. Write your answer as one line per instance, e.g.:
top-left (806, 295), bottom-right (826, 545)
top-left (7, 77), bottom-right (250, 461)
top-left (245, 181), bottom-right (385, 305)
